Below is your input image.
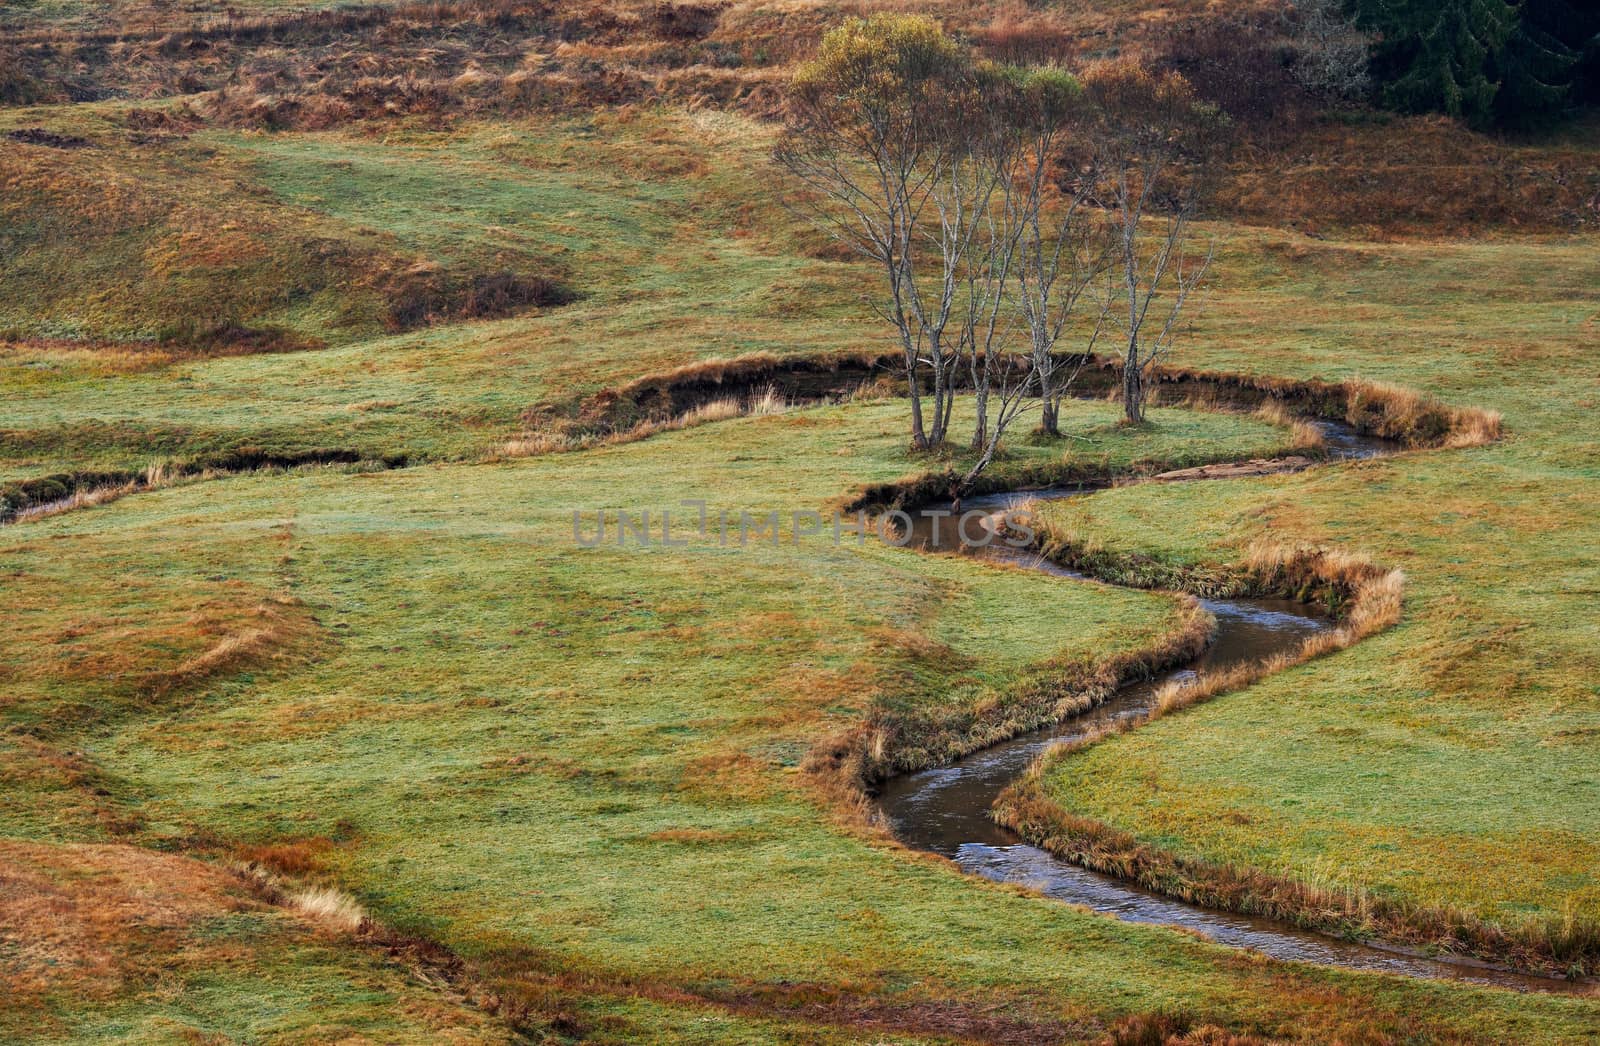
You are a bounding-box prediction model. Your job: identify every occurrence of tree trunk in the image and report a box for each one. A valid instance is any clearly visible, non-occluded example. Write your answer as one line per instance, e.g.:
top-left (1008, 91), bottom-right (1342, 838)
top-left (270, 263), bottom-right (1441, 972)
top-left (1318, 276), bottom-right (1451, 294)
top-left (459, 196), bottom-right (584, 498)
top-left (1040, 394), bottom-right (1060, 437)
top-left (1039, 355), bottom-right (1060, 436)
top-left (1123, 344), bottom-right (1144, 424)
top-left (906, 353), bottom-right (928, 449)
top-left (970, 384), bottom-right (989, 450)
top-left (959, 444), bottom-right (996, 496)
top-left (924, 337), bottom-right (947, 447)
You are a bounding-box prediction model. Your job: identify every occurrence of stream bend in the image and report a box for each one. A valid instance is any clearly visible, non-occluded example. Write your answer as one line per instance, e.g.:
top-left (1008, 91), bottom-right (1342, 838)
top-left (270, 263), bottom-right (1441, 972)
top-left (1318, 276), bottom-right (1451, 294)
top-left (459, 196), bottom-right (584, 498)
top-left (874, 422), bottom-right (1589, 994)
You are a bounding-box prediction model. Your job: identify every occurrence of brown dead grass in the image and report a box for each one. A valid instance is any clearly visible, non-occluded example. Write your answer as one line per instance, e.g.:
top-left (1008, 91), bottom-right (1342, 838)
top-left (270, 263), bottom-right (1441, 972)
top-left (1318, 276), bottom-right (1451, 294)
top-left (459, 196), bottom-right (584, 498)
top-left (0, 840), bottom-right (259, 1012)
top-left (287, 884), bottom-right (368, 934)
top-left (1344, 380), bottom-right (1503, 448)
top-left (1220, 116), bottom-right (1600, 238)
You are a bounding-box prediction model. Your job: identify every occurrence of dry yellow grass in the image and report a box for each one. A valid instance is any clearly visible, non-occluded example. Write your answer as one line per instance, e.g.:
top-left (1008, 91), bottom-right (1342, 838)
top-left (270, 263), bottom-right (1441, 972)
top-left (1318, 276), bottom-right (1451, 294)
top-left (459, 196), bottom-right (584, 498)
top-left (1252, 400), bottom-right (1327, 453)
top-left (287, 885), bottom-right (368, 934)
top-left (1343, 378), bottom-right (1504, 447)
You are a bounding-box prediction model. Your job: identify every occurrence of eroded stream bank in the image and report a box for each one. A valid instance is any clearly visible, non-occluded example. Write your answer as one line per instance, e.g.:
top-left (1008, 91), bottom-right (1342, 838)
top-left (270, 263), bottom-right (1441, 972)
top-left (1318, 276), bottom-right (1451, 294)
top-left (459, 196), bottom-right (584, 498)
top-left (871, 427), bottom-right (1593, 994)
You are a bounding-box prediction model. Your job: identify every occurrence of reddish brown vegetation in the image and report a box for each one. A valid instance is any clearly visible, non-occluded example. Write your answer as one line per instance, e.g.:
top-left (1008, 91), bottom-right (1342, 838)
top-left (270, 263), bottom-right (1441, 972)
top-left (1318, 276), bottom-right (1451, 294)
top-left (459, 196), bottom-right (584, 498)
top-left (234, 837), bottom-right (338, 877)
top-left (6, 0), bottom-right (1593, 235)
top-left (971, 3), bottom-right (1080, 66)
top-left (1219, 117), bottom-right (1600, 237)
top-left (0, 841), bottom-right (265, 1023)
top-left (1156, 8), bottom-right (1314, 142)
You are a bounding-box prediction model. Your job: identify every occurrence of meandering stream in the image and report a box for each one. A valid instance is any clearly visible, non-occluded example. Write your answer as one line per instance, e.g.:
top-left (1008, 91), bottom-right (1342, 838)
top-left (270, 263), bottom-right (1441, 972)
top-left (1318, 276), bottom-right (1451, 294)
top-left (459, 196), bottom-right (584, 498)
top-left (875, 421), bottom-right (1588, 993)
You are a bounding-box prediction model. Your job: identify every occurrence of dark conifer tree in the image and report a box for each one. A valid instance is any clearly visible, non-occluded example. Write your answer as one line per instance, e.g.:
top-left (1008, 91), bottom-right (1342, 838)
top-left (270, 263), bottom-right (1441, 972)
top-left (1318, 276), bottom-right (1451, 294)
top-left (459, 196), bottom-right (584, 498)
top-left (1494, 0), bottom-right (1585, 127)
top-left (1355, 0), bottom-right (1599, 127)
top-left (1356, 0), bottom-right (1518, 126)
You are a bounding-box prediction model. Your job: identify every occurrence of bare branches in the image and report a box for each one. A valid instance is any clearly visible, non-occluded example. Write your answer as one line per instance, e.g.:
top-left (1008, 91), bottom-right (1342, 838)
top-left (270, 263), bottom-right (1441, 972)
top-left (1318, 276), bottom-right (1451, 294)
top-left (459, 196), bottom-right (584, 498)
top-left (775, 15), bottom-right (974, 450)
top-left (778, 18), bottom-right (1230, 478)
top-left (1079, 58), bottom-right (1225, 424)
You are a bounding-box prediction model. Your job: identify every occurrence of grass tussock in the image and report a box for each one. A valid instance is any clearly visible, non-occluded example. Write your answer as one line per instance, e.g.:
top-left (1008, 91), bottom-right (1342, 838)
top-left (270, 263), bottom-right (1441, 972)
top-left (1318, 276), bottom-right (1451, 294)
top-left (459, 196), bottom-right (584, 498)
top-left (1252, 400), bottom-right (1326, 454)
top-left (1343, 379), bottom-right (1503, 448)
top-left (231, 861), bottom-right (366, 935)
top-left (142, 595), bottom-right (321, 697)
top-left (288, 886), bottom-right (368, 935)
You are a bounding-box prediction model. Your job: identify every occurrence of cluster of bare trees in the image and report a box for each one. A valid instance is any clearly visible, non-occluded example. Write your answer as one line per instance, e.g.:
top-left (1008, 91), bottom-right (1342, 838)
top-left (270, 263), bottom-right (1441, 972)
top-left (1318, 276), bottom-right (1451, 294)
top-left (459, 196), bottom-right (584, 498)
top-left (777, 16), bottom-right (1223, 490)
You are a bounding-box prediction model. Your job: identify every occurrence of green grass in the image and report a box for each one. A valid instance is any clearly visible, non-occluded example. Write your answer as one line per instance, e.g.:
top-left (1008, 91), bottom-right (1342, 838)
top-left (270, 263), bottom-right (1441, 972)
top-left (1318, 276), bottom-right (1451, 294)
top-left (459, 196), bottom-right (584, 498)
top-left (0, 110), bottom-right (865, 482)
top-left (1021, 231), bottom-right (1600, 933)
top-left (9, 398), bottom-right (1597, 1040)
top-left (3, 87), bottom-right (1600, 1040)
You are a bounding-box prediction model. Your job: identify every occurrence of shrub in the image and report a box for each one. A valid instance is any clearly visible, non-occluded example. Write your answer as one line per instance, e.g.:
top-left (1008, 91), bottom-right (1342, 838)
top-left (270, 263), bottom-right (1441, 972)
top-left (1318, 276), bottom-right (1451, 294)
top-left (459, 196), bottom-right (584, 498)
top-left (1156, 12), bottom-right (1313, 137)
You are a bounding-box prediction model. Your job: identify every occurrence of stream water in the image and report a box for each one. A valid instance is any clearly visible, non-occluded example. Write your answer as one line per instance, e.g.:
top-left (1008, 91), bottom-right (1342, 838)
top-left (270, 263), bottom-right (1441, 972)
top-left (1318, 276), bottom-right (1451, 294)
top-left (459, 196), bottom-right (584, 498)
top-left (874, 423), bottom-right (1589, 993)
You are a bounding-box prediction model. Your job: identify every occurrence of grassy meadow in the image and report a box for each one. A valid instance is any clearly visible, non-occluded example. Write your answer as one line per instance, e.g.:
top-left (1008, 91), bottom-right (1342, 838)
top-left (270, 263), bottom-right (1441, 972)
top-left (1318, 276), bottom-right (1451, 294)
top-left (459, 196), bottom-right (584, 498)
top-left (0, 108), bottom-right (864, 483)
top-left (4, 2), bottom-right (1600, 1040)
top-left (8, 395), bottom-right (1600, 1043)
top-left (1017, 235), bottom-right (1600, 932)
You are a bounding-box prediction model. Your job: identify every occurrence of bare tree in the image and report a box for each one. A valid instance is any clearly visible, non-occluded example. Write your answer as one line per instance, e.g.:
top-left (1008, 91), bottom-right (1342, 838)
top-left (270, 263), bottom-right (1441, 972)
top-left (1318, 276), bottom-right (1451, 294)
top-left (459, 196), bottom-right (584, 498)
top-left (955, 65), bottom-right (1104, 491)
top-left (953, 163), bottom-right (1035, 493)
top-left (957, 67), bottom-right (1029, 455)
top-left (1289, 0), bottom-right (1372, 103)
top-left (1009, 67), bottom-right (1111, 438)
top-left (1080, 60), bottom-right (1223, 425)
top-left (775, 15), bottom-right (979, 450)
